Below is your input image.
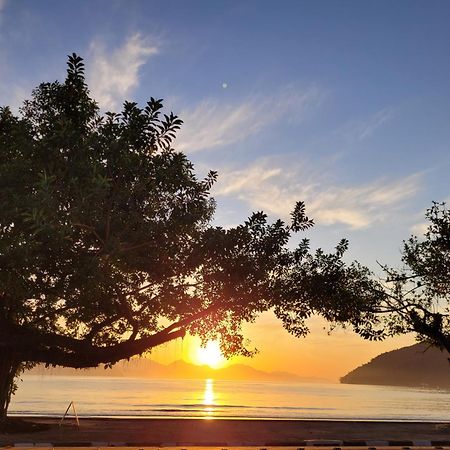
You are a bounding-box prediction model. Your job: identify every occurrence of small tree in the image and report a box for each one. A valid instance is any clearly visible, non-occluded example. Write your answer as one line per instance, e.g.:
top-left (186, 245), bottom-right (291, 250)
top-left (288, 203), bottom-right (450, 355)
top-left (0, 55), bottom-right (369, 421)
top-left (381, 202), bottom-right (450, 352)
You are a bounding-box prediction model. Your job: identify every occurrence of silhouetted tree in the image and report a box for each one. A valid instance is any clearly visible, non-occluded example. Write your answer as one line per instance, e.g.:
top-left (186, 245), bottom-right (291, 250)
top-left (0, 54), bottom-right (374, 422)
top-left (287, 203), bottom-right (450, 356)
top-left (381, 203), bottom-right (450, 352)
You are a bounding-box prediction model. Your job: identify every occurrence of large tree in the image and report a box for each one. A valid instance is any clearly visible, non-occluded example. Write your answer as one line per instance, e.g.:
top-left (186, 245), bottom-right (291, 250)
top-left (0, 55), bottom-right (370, 421)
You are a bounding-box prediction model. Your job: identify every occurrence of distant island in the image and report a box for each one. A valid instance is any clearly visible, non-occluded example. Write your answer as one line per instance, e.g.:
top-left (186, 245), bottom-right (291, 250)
top-left (341, 343), bottom-right (450, 389)
top-left (29, 359), bottom-right (329, 383)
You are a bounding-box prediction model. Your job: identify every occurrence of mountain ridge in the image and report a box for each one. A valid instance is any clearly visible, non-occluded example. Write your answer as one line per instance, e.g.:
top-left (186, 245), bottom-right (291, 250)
top-left (340, 343), bottom-right (450, 389)
top-left (29, 358), bottom-right (329, 383)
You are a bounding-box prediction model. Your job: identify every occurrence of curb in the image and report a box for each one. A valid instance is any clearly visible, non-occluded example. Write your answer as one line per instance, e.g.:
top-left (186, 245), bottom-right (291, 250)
top-left (1, 442), bottom-right (450, 448)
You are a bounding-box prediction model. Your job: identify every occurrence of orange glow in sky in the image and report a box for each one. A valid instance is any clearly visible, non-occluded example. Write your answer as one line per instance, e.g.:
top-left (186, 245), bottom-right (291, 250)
top-left (148, 311), bottom-right (415, 382)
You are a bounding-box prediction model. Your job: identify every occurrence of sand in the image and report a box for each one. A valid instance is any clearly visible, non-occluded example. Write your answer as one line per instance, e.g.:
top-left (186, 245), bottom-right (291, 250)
top-left (1, 418), bottom-right (449, 446)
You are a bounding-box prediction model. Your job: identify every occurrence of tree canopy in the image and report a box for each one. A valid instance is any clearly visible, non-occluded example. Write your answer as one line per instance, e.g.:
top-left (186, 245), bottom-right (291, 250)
top-left (0, 54), bottom-right (376, 419)
top-left (379, 202), bottom-right (450, 352)
top-left (294, 202), bottom-right (450, 355)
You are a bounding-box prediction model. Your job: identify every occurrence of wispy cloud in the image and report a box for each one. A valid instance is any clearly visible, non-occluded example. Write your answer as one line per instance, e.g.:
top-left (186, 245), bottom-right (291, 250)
top-left (410, 222), bottom-right (428, 236)
top-left (176, 84), bottom-right (325, 153)
top-left (214, 159), bottom-right (422, 230)
top-left (88, 33), bottom-right (159, 111)
top-left (341, 107), bottom-right (395, 142)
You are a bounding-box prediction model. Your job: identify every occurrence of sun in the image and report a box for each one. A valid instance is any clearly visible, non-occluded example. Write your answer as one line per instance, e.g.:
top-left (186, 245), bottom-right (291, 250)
top-left (195, 341), bottom-right (226, 369)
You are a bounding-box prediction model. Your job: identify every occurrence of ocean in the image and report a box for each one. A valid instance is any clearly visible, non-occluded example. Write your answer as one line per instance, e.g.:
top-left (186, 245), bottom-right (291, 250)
top-left (9, 376), bottom-right (450, 422)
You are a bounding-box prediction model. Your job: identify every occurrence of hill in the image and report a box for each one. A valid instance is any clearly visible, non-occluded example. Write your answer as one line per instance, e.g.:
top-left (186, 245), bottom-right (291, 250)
top-left (28, 359), bottom-right (327, 383)
top-left (340, 343), bottom-right (450, 389)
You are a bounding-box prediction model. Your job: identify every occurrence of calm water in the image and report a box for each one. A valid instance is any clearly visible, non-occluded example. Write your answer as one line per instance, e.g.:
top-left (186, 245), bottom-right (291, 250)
top-left (9, 376), bottom-right (450, 422)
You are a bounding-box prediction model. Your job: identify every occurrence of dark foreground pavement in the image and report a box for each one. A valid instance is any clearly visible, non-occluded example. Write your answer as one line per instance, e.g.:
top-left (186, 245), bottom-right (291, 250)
top-left (1, 418), bottom-right (450, 447)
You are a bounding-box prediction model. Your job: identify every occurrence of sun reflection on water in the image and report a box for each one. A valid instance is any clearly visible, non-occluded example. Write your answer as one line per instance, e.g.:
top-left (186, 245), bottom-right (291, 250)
top-left (202, 378), bottom-right (215, 418)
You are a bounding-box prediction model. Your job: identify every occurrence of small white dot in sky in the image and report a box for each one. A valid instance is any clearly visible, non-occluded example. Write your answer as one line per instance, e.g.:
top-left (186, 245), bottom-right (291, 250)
top-left (222, 83), bottom-right (228, 89)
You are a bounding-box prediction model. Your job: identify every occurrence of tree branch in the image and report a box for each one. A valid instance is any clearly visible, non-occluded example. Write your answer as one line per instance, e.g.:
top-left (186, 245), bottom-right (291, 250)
top-left (1, 302), bottom-right (222, 369)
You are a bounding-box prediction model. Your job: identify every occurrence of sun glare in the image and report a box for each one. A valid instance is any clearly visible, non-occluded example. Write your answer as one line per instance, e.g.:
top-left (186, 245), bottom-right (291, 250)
top-left (195, 341), bottom-right (226, 369)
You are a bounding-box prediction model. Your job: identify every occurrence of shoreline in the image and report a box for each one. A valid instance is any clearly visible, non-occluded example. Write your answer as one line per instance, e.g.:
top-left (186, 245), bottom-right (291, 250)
top-left (7, 414), bottom-right (450, 423)
top-left (1, 417), bottom-right (449, 446)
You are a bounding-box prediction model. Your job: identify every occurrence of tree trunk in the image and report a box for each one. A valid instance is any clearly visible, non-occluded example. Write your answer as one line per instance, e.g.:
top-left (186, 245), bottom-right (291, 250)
top-left (0, 347), bottom-right (20, 421)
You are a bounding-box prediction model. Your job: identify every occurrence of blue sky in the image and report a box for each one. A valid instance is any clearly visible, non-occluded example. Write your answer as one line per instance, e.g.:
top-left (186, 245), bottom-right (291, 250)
top-left (1, 0), bottom-right (449, 376)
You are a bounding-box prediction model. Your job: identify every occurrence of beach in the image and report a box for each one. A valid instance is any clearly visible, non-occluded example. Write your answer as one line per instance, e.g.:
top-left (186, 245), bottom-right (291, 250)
top-left (1, 418), bottom-right (450, 446)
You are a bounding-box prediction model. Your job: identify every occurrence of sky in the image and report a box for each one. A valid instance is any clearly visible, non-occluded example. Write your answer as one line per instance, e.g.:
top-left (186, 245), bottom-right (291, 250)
top-left (1, 0), bottom-right (449, 380)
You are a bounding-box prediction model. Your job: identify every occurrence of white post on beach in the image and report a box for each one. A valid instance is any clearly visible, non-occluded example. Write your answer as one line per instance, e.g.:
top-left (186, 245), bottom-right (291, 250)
top-left (59, 401), bottom-right (80, 429)
top-left (71, 401), bottom-right (80, 428)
